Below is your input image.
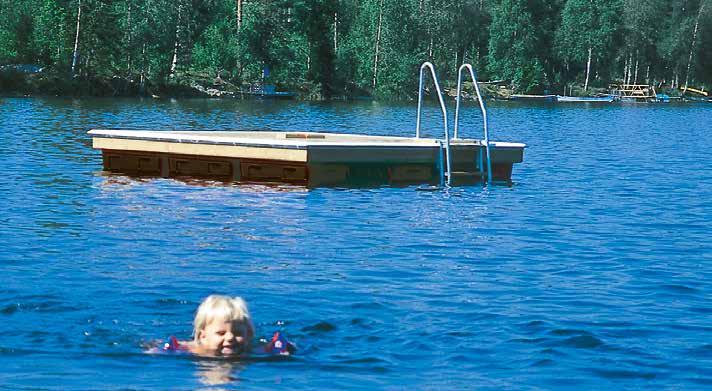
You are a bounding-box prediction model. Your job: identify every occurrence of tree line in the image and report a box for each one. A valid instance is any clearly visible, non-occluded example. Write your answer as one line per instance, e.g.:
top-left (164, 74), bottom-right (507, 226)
top-left (1, 0), bottom-right (710, 98)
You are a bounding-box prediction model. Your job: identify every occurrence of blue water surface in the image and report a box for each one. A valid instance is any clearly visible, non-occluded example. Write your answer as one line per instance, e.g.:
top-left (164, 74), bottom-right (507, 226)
top-left (0, 97), bottom-right (711, 389)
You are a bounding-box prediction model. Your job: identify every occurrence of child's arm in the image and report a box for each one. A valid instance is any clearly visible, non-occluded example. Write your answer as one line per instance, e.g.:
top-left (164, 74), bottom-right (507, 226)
top-left (163, 336), bottom-right (192, 352)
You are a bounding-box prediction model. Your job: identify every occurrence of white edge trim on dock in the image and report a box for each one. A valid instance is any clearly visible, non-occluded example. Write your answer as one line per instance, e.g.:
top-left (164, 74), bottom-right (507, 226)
top-left (89, 129), bottom-right (526, 165)
top-left (88, 129), bottom-right (525, 150)
top-left (88, 129), bottom-right (442, 149)
top-left (91, 137), bottom-right (308, 162)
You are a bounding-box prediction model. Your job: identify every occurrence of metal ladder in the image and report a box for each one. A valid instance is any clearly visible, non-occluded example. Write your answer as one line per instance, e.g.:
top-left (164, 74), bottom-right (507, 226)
top-left (453, 63), bottom-right (492, 184)
top-left (415, 62), bottom-right (451, 187)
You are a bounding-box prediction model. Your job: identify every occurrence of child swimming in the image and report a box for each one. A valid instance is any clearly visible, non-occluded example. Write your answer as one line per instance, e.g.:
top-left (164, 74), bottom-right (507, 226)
top-left (159, 294), bottom-right (295, 357)
top-left (164, 295), bottom-right (254, 357)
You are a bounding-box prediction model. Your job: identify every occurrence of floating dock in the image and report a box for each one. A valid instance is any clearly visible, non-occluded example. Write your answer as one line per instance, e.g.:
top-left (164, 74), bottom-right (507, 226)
top-left (89, 62), bottom-right (526, 187)
top-left (88, 129), bottom-right (525, 187)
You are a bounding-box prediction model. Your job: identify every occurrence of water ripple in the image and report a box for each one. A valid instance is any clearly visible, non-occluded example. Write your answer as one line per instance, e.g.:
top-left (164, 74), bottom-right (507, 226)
top-left (0, 99), bottom-right (711, 388)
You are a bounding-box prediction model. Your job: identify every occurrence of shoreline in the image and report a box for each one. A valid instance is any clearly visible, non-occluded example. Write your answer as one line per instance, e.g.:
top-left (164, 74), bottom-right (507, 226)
top-left (1, 71), bottom-right (708, 103)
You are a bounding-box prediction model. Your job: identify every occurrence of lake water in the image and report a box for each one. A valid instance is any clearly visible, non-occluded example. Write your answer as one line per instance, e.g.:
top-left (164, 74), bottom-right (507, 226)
top-left (0, 97), bottom-right (711, 389)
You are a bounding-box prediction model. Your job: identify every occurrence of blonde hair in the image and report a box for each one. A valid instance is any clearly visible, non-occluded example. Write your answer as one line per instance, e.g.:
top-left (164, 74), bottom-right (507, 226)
top-left (193, 295), bottom-right (254, 342)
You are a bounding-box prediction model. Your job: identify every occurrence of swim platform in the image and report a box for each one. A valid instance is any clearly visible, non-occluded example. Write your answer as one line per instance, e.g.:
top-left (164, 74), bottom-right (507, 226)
top-left (88, 129), bottom-right (525, 187)
top-left (88, 62), bottom-right (526, 187)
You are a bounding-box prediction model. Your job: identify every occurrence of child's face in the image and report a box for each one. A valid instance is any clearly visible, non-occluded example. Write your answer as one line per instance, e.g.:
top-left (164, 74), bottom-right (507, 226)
top-left (198, 318), bottom-right (249, 356)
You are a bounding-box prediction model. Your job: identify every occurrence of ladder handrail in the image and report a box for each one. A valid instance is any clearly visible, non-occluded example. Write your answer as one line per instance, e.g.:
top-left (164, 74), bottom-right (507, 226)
top-left (454, 63), bottom-right (492, 184)
top-left (415, 62), bottom-right (451, 186)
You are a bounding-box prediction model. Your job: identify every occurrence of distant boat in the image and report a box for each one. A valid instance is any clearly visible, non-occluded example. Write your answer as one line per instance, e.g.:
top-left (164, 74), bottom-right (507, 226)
top-left (246, 90), bottom-right (296, 99)
top-left (510, 94), bottom-right (557, 101)
top-left (680, 86), bottom-right (708, 97)
top-left (655, 94), bottom-right (671, 103)
top-left (556, 95), bottom-right (615, 103)
top-left (241, 84), bottom-right (296, 99)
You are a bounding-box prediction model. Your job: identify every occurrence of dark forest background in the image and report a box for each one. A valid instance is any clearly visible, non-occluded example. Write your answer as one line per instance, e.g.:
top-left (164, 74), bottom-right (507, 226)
top-left (1, 0), bottom-right (710, 98)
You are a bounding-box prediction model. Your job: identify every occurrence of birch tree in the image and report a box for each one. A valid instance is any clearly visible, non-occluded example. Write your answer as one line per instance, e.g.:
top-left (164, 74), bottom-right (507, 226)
top-left (657, 0), bottom-right (703, 88)
top-left (619, 0), bottom-right (666, 84)
top-left (695, 0), bottom-right (712, 85)
top-left (236, 0), bottom-right (243, 31)
top-left (683, 0), bottom-right (707, 91)
top-left (71, 0), bottom-right (82, 75)
top-left (372, 0), bottom-right (383, 88)
top-left (556, 0), bottom-right (620, 91)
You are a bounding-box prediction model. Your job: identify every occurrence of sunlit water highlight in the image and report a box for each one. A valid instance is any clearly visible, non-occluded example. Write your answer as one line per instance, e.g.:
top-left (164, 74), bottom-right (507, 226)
top-left (0, 97), bottom-right (711, 389)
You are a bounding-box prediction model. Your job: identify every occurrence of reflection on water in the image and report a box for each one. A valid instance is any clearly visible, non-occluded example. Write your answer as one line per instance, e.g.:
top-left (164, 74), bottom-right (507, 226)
top-left (196, 360), bottom-right (243, 386)
top-left (98, 173), bottom-right (310, 193)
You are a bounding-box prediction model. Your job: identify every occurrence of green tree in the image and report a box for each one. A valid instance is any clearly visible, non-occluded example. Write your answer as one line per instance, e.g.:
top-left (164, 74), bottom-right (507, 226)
top-left (695, 0), bottom-right (712, 85)
top-left (31, 0), bottom-right (69, 66)
top-left (0, 0), bottom-right (20, 62)
top-left (238, 0), bottom-right (308, 87)
top-left (335, 0), bottom-right (381, 94)
top-left (529, 0), bottom-right (564, 84)
top-left (1, 1), bottom-right (36, 63)
top-left (294, 0), bottom-right (337, 98)
top-left (556, 0), bottom-right (620, 91)
top-left (682, 0), bottom-right (710, 89)
top-left (487, 0), bottom-right (545, 92)
top-left (2, 0), bottom-right (709, 98)
top-left (618, 0), bottom-right (666, 85)
top-left (192, 18), bottom-right (237, 76)
top-left (450, 0), bottom-right (491, 71)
